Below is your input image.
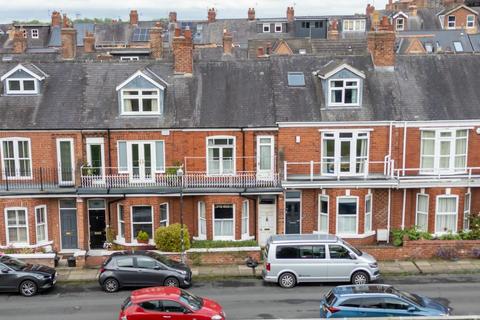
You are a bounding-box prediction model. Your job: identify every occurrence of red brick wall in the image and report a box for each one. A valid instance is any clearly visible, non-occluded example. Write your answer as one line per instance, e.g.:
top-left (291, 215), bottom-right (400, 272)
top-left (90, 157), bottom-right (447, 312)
top-left (443, 7), bottom-right (478, 33)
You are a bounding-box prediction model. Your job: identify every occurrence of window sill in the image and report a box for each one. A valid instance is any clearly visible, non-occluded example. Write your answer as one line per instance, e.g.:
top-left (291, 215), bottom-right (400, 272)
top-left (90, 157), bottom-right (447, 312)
top-left (241, 235), bottom-right (255, 241)
top-left (193, 236), bottom-right (207, 241)
top-left (336, 231), bottom-right (376, 239)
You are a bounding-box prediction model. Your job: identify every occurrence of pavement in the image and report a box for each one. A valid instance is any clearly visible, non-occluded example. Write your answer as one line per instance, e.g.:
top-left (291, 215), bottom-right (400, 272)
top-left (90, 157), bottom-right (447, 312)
top-left (57, 259), bottom-right (480, 282)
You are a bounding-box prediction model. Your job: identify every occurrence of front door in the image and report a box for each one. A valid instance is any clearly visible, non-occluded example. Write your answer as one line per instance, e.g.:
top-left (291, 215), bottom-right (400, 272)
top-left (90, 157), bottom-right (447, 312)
top-left (88, 199), bottom-right (106, 249)
top-left (57, 139), bottom-right (75, 186)
top-left (257, 136), bottom-right (274, 180)
top-left (129, 142), bottom-right (154, 183)
top-left (59, 199), bottom-right (78, 250)
top-left (258, 197), bottom-right (276, 246)
top-left (285, 191), bottom-right (301, 234)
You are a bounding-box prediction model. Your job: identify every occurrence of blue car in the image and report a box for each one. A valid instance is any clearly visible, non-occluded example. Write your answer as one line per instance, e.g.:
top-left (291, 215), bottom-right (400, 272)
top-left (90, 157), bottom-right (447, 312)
top-left (319, 284), bottom-right (451, 318)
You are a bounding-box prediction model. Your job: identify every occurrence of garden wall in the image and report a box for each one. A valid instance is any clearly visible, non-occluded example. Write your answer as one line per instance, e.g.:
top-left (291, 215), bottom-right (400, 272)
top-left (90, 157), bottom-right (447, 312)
top-left (8, 253), bottom-right (57, 268)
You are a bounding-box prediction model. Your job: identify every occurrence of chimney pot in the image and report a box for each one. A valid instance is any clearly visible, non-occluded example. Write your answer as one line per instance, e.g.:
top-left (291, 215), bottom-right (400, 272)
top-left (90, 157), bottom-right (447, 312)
top-left (51, 11), bottom-right (62, 27)
top-left (287, 6), bottom-right (295, 22)
top-left (169, 12), bottom-right (177, 23)
top-left (83, 31), bottom-right (95, 53)
top-left (174, 27), bottom-right (181, 37)
top-left (129, 10), bottom-right (139, 26)
top-left (248, 8), bottom-right (256, 21)
top-left (208, 8), bottom-right (217, 23)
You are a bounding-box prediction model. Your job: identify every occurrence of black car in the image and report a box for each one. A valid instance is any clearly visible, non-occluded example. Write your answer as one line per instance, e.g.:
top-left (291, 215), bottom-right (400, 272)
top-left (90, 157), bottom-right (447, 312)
top-left (0, 255), bottom-right (57, 296)
top-left (98, 251), bottom-right (192, 293)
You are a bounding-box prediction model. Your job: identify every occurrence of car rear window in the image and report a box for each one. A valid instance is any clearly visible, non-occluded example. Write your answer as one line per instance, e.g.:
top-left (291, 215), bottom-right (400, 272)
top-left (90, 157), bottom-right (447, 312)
top-left (325, 291), bottom-right (337, 306)
top-left (116, 257), bottom-right (134, 268)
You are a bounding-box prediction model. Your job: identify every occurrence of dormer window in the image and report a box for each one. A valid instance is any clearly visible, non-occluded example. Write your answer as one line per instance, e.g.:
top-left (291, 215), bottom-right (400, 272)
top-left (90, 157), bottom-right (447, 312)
top-left (448, 15), bottom-right (456, 28)
top-left (467, 15), bottom-right (475, 28)
top-left (329, 79), bottom-right (360, 106)
top-left (396, 18), bottom-right (405, 31)
top-left (275, 23), bottom-right (282, 33)
top-left (31, 29), bottom-right (39, 39)
top-left (263, 23), bottom-right (270, 33)
top-left (1, 64), bottom-right (47, 96)
top-left (6, 79), bottom-right (37, 94)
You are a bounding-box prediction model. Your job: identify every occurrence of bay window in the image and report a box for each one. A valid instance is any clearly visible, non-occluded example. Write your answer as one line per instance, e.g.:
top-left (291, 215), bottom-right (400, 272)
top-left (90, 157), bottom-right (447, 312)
top-left (420, 129), bottom-right (467, 174)
top-left (118, 204), bottom-right (125, 239)
top-left (160, 203), bottom-right (169, 227)
top-left (35, 205), bottom-right (48, 243)
top-left (318, 195), bottom-right (329, 233)
top-left (328, 79), bottom-right (360, 106)
top-left (336, 197), bottom-right (358, 235)
top-left (241, 200), bottom-right (249, 239)
top-left (207, 137), bottom-right (235, 175)
top-left (435, 196), bottom-right (458, 234)
top-left (322, 131), bottom-right (369, 175)
top-left (5, 208), bottom-right (28, 244)
top-left (121, 89), bottom-right (161, 115)
top-left (416, 194), bottom-right (429, 232)
top-left (214, 204), bottom-right (234, 240)
top-left (1, 138), bottom-right (32, 179)
top-left (365, 194), bottom-right (372, 233)
top-left (131, 206), bottom-right (153, 241)
top-left (198, 201), bottom-right (207, 240)
top-left (464, 192), bottom-right (471, 230)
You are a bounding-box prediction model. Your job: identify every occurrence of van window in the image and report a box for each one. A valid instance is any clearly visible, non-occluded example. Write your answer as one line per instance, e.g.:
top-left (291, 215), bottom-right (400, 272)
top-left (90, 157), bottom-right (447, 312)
top-left (276, 245), bottom-right (326, 259)
top-left (328, 245), bottom-right (351, 259)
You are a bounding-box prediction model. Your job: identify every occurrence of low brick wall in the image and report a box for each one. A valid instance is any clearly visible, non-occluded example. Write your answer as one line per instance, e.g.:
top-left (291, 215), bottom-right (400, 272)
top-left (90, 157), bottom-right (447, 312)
top-left (8, 253), bottom-right (57, 268)
top-left (360, 240), bottom-right (480, 261)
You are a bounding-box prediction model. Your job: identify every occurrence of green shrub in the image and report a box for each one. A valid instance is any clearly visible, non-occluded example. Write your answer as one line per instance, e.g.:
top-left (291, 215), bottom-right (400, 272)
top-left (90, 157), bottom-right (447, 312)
top-left (136, 230), bottom-right (149, 242)
top-left (391, 226), bottom-right (432, 246)
top-left (191, 240), bottom-right (258, 248)
top-left (106, 227), bottom-right (117, 243)
top-left (154, 224), bottom-right (190, 252)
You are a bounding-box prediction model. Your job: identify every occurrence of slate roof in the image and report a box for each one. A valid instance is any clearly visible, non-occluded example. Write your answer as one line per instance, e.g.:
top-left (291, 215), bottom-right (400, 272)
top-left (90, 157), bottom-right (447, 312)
top-left (397, 30), bottom-right (475, 53)
top-left (2, 54), bottom-right (480, 130)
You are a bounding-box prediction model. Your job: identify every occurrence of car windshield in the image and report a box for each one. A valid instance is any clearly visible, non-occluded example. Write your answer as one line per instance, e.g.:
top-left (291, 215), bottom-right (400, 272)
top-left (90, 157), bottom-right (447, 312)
top-left (179, 289), bottom-right (203, 311)
top-left (149, 253), bottom-right (176, 267)
top-left (395, 289), bottom-right (425, 307)
top-left (342, 240), bottom-right (363, 256)
top-left (0, 256), bottom-right (27, 271)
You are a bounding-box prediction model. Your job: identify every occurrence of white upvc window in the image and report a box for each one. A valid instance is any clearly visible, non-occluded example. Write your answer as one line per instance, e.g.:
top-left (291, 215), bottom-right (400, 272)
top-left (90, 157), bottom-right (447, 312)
top-left (337, 197), bottom-right (358, 235)
top-left (275, 23), bottom-right (282, 33)
top-left (365, 194), bottom-right (372, 233)
top-left (435, 195), bottom-right (458, 234)
top-left (117, 140), bottom-right (165, 178)
top-left (117, 204), bottom-right (125, 240)
top-left (121, 89), bottom-right (161, 115)
top-left (1, 138), bottom-right (32, 179)
top-left (420, 129), bottom-right (468, 174)
top-left (131, 206), bottom-right (153, 242)
top-left (318, 195), bottom-right (329, 233)
top-left (343, 19), bottom-right (366, 31)
top-left (321, 131), bottom-right (369, 176)
top-left (262, 23), bottom-right (270, 33)
top-left (6, 78), bottom-right (37, 94)
top-left (35, 205), bottom-right (48, 243)
top-left (328, 79), bottom-right (360, 107)
top-left (31, 29), bottom-right (39, 39)
top-left (416, 193), bottom-right (429, 232)
top-left (467, 15), bottom-right (475, 28)
top-left (213, 204), bottom-right (234, 240)
top-left (5, 207), bottom-right (29, 245)
top-left (448, 15), bottom-right (456, 29)
top-left (207, 136), bottom-right (235, 175)
top-left (120, 56), bottom-right (140, 61)
top-left (464, 192), bottom-right (471, 230)
top-left (396, 18), bottom-right (405, 31)
top-left (160, 203), bottom-right (169, 227)
top-left (198, 201), bottom-right (207, 240)
top-left (241, 200), bottom-right (249, 239)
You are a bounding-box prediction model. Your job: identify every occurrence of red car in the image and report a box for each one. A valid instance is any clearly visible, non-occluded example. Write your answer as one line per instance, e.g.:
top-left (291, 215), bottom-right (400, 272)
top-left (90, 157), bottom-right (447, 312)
top-left (119, 287), bottom-right (226, 320)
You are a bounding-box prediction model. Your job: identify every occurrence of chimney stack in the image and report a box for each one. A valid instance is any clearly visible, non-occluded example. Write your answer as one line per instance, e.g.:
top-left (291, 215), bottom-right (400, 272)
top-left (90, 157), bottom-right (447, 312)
top-left (208, 8), bottom-right (217, 23)
top-left (83, 31), bottom-right (95, 53)
top-left (61, 14), bottom-right (77, 60)
top-left (386, 0), bottom-right (393, 10)
top-left (409, 5), bottom-right (417, 17)
top-left (248, 8), bottom-right (256, 21)
top-left (12, 27), bottom-right (27, 54)
top-left (51, 11), bottom-right (62, 27)
top-left (150, 22), bottom-right (163, 59)
top-left (172, 27), bottom-right (193, 74)
top-left (327, 20), bottom-right (339, 40)
top-left (367, 17), bottom-right (395, 69)
top-left (287, 6), bottom-right (295, 22)
top-left (169, 12), bottom-right (177, 23)
top-left (366, 4), bottom-right (375, 16)
top-left (129, 10), bottom-right (139, 26)
top-left (223, 29), bottom-right (233, 54)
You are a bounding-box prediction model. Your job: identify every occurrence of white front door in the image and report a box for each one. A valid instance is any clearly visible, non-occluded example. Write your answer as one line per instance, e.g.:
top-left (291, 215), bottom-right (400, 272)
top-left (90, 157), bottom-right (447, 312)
top-left (258, 197), bottom-right (276, 246)
top-left (257, 136), bottom-right (274, 180)
top-left (128, 142), bottom-right (154, 183)
top-left (57, 139), bottom-right (74, 186)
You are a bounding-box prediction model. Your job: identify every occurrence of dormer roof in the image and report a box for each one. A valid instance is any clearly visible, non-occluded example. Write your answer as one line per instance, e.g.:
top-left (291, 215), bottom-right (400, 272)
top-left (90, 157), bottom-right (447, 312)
top-left (116, 69), bottom-right (168, 91)
top-left (392, 11), bottom-right (409, 19)
top-left (437, 4), bottom-right (479, 17)
top-left (315, 61), bottom-right (366, 79)
top-left (0, 63), bottom-right (48, 81)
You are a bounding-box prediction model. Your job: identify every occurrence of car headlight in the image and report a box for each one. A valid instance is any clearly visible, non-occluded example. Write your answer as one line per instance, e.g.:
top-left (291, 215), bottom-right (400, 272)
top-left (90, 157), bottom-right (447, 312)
top-left (211, 315), bottom-right (223, 320)
top-left (178, 270), bottom-right (187, 275)
top-left (369, 263), bottom-right (378, 268)
top-left (34, 274), bottom-right (49, 280)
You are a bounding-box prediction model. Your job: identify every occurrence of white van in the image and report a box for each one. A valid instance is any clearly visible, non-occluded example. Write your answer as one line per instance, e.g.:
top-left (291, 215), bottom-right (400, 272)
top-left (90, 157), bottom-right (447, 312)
top-left (261, 234), bottom-right (380, 288)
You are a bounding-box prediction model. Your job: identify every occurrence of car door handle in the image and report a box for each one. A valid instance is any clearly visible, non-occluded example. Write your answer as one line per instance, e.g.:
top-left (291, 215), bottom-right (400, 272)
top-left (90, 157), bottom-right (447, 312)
top-left (163, 316), bottom-right (172, 319)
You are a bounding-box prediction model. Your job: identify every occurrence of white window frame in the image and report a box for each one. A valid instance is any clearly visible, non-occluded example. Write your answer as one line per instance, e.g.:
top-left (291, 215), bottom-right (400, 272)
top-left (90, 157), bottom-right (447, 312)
top-left (159, 202), bottom-right (169, 227)
top-left (318, 194), bottom-right (329, 233)
top-left (22, 29), bottom-right (27, 38)
top-left (120, 56), bottom-right (140, 61)
top-left (241, 200), bottom-right (249, 239)
top-left (56, 138), bottom-right (75, 186)
top-left (117, 204), bottom-right (125, 240)
top-left (131, 205), bottom-right (153, 243)
top-left (396, 18), bottom-right (405, 31)
top-left (206, 136), bottom-right (236, 175)
top-left (435, 195), bottom-right (458, 234)
top-left (464, 192), bottom-right (471, 230)
top-left (117, 140), bottom-right (165, 175)
top-left (213, 204), bottom-right (235, 241)
top-left (343, 19), bottom-right (366, 32)
top-left (0, 137), bottom-right (32, 179)
top-left (274, 23), bottom-right (283, 33)
top-left (198, 201), bottom-right (207, 240)
top-left (420, 129), bottom-right (468, 175)
top-left (5, 207), bottom-right (29, 245)
top-left (328, 79), bottom-right (361, 107)
top-left (448, 15), bottom-right (456, 29)
top-left (262, 23), bottom-right (270, 33)
top-left (5, 78), bottom-right (38, 95)
top-left (365, 194), bottom-right (372, 233)
top-left (321, 131), bottom-right (370, 176)
top-left (467, 15), bottom-right (475, 28)
top-left (86, 137), bottom-right (105, 180)
top-left (256, 135), bottom-right (274, 178)
top-left (120, 89), bottom-right (161, 115)
top-left (336, 196), bottom-right (359, 236)
top-left (31, 29), bottom-right (39, 39)
top-left (35, 205), bottom-right (48, 244)
top-left (415, 193), bottom-right (429, 232)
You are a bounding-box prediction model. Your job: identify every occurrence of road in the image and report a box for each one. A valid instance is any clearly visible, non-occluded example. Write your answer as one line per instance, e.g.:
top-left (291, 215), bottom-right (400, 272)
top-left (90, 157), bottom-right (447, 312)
top-left (1, 274), bottom-right (480, 319)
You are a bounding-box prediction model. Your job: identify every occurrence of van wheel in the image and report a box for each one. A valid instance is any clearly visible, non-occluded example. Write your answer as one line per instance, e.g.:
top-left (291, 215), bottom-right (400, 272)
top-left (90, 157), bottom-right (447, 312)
top-left (351, 271), bottom-right (369, 285)
top-left (278, 272), bottom-right (296, 288)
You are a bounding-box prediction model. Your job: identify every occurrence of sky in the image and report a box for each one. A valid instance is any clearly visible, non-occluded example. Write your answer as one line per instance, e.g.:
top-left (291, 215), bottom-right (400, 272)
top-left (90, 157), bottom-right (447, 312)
top-left (0, 0), bottom-right (388, 23)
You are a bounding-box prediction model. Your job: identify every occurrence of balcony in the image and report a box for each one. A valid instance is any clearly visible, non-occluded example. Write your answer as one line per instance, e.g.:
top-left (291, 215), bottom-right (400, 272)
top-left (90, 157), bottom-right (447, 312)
top-left (0, 168), bottom-right (75, 193)
top-left (394, 167), bottom-right (480, 188)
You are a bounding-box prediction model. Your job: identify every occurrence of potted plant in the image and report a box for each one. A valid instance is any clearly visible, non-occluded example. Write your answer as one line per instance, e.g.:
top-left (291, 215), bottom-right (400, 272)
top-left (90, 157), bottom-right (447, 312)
top-left (136, 230), bottom-right (149, 244)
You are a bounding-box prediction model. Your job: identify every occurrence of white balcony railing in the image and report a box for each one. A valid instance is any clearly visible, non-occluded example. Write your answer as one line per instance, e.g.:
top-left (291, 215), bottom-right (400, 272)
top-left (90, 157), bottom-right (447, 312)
top-left (393, 167), bottom-right (480, 180)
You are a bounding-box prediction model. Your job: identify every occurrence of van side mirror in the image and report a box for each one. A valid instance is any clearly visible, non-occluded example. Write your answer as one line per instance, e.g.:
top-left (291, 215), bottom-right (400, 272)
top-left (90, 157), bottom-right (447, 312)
top-left (1, 268), bottom-right (9, 273)
top-left (349, 252), bottom-right (357, 260)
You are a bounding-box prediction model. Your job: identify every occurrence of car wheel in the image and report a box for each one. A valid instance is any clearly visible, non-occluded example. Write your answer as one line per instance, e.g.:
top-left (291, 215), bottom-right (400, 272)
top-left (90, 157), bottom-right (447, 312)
top-left (103, 278), bottom-right (120, 293)
top-left (164, 277), bottom-right (180, 287)
top-left (278, 272), bottom-right (296, 288)
top-left (351, 271), bottom-right (369, 285)
top-left (19, 280), bottom-right (38, 297)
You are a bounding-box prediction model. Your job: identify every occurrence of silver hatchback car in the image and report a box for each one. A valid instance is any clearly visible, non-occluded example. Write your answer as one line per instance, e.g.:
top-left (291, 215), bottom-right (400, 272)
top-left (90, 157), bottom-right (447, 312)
top-left (261, 234), bottom-right (380, 288)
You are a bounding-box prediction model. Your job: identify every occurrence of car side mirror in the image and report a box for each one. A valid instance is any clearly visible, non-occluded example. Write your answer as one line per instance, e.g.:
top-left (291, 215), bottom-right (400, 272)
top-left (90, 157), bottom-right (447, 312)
top-left (154, 265), bottom-right (162, 270)
top-left (349, 252), bottom-right (357, 260)
top-left (1, 268), bottom-right (9, 273)
top-left (183, 308), bottom-right (192, 314)
top-left (407, 307), bottom-right (416, 312)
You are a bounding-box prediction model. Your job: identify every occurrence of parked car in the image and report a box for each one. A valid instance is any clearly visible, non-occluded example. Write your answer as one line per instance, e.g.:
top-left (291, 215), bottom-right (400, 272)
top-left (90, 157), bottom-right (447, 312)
top-left (119, 286), bottom-right (226, 320)
top-left (0, 254), bottom-right (57, 296)
top-left (319, 284), bottom-right (451, 318)
top-left (99, 251), bottom-right (192, 293)
top-left (262, 234), bottom-right (380, 288)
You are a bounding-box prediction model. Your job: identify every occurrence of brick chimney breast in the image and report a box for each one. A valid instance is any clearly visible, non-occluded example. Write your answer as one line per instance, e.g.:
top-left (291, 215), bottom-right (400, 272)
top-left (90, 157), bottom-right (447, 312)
top-left (172, 28), bottom-right (193, 74)
top-left (169, 12), bottom-right (177, 23)
top-left (83, 31), bottom-right (95, 53)
top-left (328, 20), bottom-right (340, 40)
top-left (208, 8), bottom-right (217, 23)
top-left (61, 14), bottom-right (77, 60)
top-left (149, 23), bottom-right (163, 59)
top-left (287, 6), bottom-right (295, 22)
top-left (248, 8), bottom-right (256, 21)
top-left (223, 29), bottom-right (233, 54)
top-left (367, 18), bottom-right (396, 69)
top-left (51, 11), bottom-right (62, 27)
top-left (130, 10), bottom-right (139, 26)
top-left (12, 27), bottom-right (27, 54)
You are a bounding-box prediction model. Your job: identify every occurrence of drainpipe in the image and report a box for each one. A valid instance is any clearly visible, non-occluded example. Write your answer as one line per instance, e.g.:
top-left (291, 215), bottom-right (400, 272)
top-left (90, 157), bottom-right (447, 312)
top-left (401, 189), bottom-right (406, 230)
top-left (387, 189), bottom-right (391, 243)
top-left (241, 128), bottom-right (246, 172)
top-left (388, 121), bottom-right (393, 160)
top-left (402, 121), bottom-right (407, 176)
